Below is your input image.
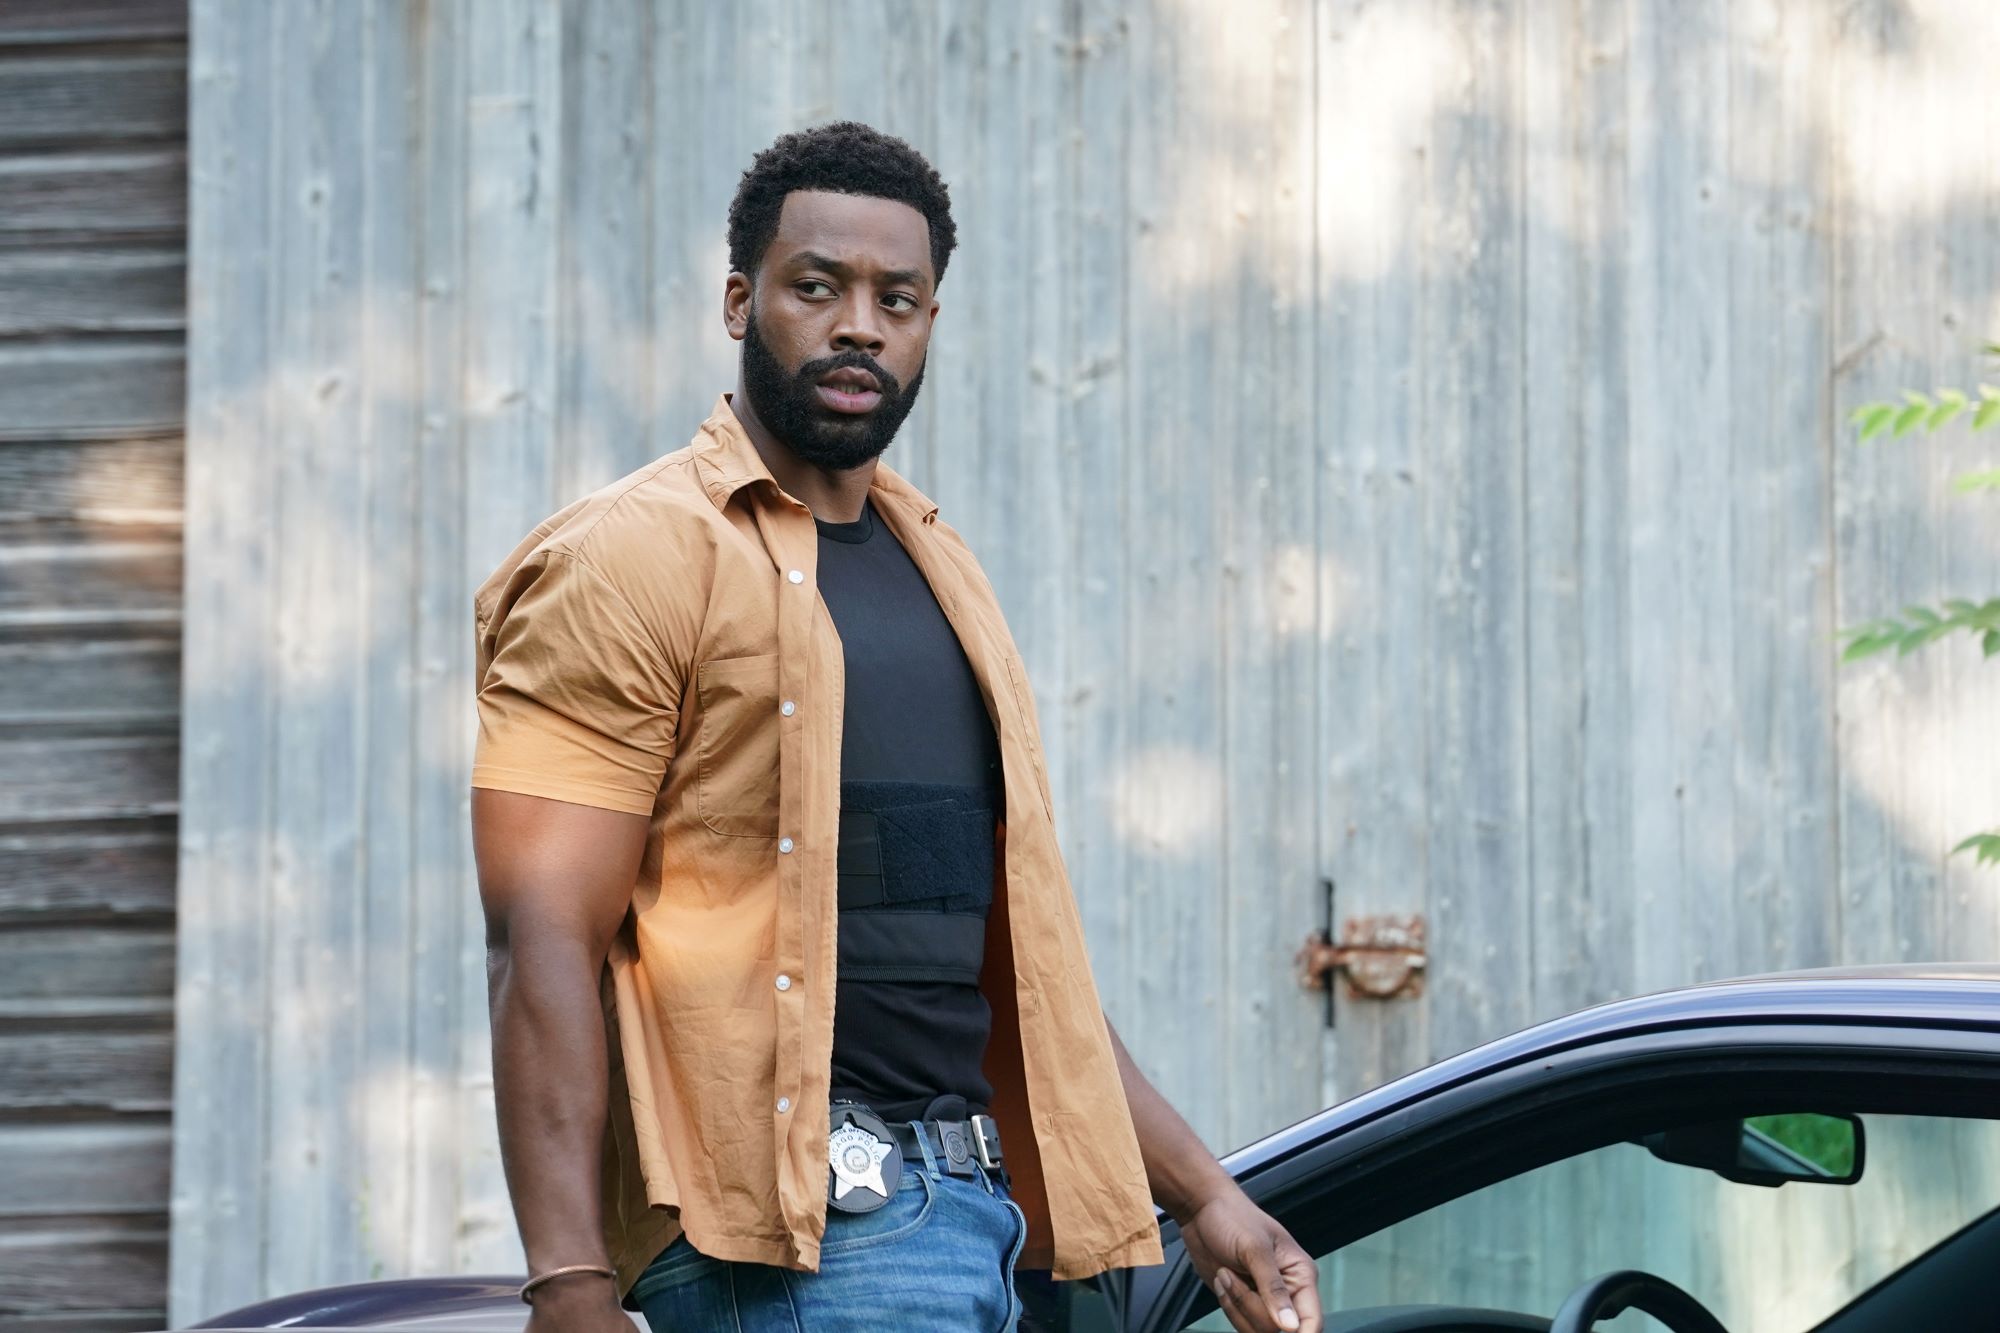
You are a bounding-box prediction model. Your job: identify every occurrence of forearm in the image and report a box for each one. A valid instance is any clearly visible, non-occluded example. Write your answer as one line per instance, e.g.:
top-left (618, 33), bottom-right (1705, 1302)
top-left (488, 930), bottom-right (614, 1273)
top-left (1106, 1018), bottom-right (1238, 1226)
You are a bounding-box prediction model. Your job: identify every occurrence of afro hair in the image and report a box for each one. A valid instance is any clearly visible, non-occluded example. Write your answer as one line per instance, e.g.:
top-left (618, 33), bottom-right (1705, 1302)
top-left (726, 121), bottom-right (958, 287)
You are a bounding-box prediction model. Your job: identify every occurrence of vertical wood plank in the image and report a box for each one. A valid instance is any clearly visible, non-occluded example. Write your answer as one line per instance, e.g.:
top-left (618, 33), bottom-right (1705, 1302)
top-left (930, 0), bottom-right (1033, 614)
top-left (1011, 0), bottom-right (1067, 812)
top-left (350, 0), bottom-right (422, 1285)
top-left (1727, 0), bottom-right (1839, 976)
top-left (1830, 0), bottom-right (1950, 972)
top-left (648, 0), bottom-right (715, 450)
top-left (1415, 0), bottom-right (1532, 1059)
top-left (1625, 0), bottom-right (1736, 992)
top-left (259, 0), bottom-right (367, 1295)
top-left (1937, 8), bottom-right (2000, 965)
top-left (922, 0), bottom-right (993, 559)
top-left (1111, 0), bottom-right (1230, 1146)
top-left (885, 2), bottom-right (943, 490)
top-left (407, 0), bottom-right (472, 1283)
top-left (1216, 0), bottom-right (1324, 1149)
top-left (557, 0), bottom-right (654, 497)
top-left (1521, 0), bottom-right (1633, 1020)
top-left (172, 0), bottom-right (277, 1320)
top-left (1314, 0), bottom-right (1433, 1098)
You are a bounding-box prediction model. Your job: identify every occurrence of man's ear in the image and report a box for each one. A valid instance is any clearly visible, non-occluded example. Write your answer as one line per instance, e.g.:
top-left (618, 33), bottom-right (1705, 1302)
top-left (723, 272), bottom-right (752, 341)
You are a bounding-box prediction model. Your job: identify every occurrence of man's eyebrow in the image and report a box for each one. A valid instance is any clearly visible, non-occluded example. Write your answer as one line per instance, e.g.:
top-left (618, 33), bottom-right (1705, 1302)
top-left (785, 251), bottom-right (927, 290)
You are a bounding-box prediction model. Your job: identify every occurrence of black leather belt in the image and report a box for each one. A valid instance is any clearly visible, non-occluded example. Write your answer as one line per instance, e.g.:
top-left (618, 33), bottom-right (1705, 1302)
top-left (888, 1113), bottom-right (1004, 1177)
top-left (825, 1102), bottom-right (1006, 1214)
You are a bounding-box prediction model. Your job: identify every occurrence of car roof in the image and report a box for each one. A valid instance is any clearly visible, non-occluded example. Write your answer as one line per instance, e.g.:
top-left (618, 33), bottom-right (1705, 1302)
top-left (1218, 964), bottom-right (2000, 1174)
top-left (1713, 961), bottom-right (2000, 985)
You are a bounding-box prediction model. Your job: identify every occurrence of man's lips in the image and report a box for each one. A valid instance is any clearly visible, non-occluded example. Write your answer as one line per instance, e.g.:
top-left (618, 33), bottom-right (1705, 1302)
top-left (818, 367), bottom-right (880, 391)
top-left (814, 368), bottom-right (884, 414)
top-left (815, 383), bottom-right (883, 414)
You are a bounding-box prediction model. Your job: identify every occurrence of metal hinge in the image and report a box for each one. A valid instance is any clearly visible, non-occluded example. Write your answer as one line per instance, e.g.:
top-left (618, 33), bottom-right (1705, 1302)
top-left (1295, 877), bottom-right (1427, 1027)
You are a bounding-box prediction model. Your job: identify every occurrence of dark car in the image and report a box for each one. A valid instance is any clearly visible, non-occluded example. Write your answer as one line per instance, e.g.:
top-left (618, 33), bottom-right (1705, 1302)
top-left (179, 964), bottom-right (2000, 1331)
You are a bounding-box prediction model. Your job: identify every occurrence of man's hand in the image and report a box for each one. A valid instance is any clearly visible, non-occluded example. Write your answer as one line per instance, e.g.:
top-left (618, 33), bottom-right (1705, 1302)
top-left (1179, 1185), bottom-right (1322, 1333)
top-left (522, 1275), bottom-right (632, 1332)
top-left (1101, 1017), bottom-right (1323, 1332)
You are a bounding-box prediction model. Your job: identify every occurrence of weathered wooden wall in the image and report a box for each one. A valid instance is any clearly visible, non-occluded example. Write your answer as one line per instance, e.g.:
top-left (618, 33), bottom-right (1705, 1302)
top-left (0, 2), bottom-right (188, 1329)
top-left (173, 0), bottom-right (2000, 1322)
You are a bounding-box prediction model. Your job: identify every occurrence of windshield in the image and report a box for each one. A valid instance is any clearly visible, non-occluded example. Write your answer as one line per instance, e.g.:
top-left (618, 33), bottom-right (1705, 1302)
top-left (1189, 1114), bottom-right (2000, 1330)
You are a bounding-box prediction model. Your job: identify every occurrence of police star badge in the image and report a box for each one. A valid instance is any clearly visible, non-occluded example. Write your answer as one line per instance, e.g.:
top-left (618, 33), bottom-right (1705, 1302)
top-left (825, 1102), bottom-right (902, 1214)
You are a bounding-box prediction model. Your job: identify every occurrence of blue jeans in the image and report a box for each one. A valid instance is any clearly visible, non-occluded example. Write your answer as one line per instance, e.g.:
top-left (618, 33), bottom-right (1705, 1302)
top-left (632, 1153), bottom-right (1028, 1331)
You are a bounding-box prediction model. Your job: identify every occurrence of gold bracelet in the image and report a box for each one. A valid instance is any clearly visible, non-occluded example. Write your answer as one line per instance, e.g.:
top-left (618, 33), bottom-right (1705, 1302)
top-left (519, 1263), bottom-right (616, 1305)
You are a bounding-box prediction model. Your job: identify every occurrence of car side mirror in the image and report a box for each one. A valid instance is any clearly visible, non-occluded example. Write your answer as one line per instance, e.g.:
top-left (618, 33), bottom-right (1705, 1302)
top-left (1638, 1112), bottom-right (1865, 1187)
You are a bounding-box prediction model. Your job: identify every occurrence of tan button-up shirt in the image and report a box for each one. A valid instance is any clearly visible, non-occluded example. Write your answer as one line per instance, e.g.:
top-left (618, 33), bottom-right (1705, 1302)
top-left (471, 395), bottom-right (1163, 1297)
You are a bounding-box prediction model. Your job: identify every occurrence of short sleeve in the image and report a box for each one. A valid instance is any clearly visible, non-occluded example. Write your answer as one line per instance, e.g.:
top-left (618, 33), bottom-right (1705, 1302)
top-left (471, 549), bottom-right (680, 816)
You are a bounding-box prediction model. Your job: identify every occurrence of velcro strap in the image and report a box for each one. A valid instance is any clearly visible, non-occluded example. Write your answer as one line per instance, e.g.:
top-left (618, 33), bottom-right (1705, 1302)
top-left (835, 783), bottom-right (995, 913)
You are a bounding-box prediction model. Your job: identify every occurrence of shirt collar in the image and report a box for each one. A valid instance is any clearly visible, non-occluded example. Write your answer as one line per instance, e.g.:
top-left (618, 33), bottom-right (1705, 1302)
top-left (694, 392), bottom-right (942, 526)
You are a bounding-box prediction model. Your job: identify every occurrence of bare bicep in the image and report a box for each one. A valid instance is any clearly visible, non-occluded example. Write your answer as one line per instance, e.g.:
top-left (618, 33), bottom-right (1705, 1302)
top-left (471, 787), bottom-right (649, 958)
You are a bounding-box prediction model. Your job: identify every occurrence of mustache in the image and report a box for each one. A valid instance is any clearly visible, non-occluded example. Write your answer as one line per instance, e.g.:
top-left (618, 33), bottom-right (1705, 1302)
top-left (796, 350), bottom-right (900, 397)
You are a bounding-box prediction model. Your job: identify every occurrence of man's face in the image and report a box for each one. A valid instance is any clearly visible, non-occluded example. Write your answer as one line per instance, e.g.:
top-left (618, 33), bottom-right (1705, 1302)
top-left (727, 189), bottom-right (939, 471)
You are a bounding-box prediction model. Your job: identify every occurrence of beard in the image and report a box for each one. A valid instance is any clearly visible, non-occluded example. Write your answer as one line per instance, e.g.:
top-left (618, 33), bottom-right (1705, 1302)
top-left (740, 301), bottom-right (927, 471)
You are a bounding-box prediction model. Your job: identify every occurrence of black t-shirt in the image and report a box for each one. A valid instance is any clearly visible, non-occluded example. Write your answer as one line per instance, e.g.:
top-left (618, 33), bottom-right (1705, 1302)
top-left (814, 496), bottom-right (1002, 1121)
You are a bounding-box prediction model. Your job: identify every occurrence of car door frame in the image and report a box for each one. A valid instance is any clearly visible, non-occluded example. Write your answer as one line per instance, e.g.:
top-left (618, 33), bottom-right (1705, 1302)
top-left (1116, 1016), bottom-right (2000, 1332)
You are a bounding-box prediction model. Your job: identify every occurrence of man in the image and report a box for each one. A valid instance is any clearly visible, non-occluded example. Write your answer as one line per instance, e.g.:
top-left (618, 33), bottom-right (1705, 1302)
top-left (470, 121), bottom-right (1321, 1333)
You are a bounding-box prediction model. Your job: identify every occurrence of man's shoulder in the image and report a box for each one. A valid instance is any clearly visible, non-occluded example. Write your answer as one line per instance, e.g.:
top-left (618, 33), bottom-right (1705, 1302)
top-left (474, 444), bottom-right (717, 625)
top-left (546, 445), bottom-right (718, 566)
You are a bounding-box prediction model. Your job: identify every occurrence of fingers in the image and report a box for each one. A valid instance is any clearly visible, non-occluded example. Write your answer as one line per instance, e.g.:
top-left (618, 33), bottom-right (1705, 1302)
top-left (1277, 1239), bottom-right (1323, 1333)
top-left (1242, 1238), bottom-right (1301, 1331)
top-left (1213, 1268), bottom-right (1279, 1333)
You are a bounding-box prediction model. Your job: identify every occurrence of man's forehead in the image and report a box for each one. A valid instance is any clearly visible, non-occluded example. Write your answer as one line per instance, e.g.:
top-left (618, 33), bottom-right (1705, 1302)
top-left (770, 190), bottom-right (933, 280)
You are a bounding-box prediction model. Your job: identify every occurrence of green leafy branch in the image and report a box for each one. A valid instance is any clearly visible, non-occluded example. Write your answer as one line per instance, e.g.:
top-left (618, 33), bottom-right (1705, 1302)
top-left (1839, 598), bottom-right (2000, 663)
top-left (1957, 832), bottom-right (2000, 868)
top-left (1850, 384), bottom-right (2000, 440)
top-left (1845, 341), bottom-right (1998, 869)
top-left (1849, 342), bottom-right (2000, 494)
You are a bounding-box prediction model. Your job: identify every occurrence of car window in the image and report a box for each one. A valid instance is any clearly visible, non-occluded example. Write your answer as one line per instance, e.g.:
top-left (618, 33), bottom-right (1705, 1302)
top-left (1188, 1114), bottom-right (2000, 1330)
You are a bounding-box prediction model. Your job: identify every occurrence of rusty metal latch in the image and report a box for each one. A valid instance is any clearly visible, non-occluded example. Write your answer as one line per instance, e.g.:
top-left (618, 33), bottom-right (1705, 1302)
top-left (1296, 877), bottom-right (1426, 1027)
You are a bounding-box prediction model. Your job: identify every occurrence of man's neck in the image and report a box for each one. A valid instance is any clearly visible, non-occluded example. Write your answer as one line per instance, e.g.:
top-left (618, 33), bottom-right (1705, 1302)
top-left (727, 386), bottom-right (877, 524)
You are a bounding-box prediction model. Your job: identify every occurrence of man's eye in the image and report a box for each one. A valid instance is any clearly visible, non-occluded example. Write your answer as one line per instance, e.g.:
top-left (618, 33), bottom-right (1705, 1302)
top-left (797, 280), bottom-right (833, 297)
top-left (883, 293), bottom-right (916, 311)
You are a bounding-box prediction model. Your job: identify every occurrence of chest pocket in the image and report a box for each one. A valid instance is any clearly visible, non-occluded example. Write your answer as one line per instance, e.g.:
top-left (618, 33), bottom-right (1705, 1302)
top-left (694, 653), bottom-right (781, 838)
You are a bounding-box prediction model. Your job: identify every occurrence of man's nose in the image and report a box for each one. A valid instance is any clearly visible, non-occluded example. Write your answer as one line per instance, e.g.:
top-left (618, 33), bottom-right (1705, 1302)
top-left (829, 292), bottom-right (887, 356)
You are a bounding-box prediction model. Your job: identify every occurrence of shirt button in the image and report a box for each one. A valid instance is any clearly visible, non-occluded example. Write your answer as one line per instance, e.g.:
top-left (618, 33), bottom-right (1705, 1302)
top-left (787, 569), bottom-right (805, 584)
top-left (779, 837), bottom-right (794, 853)
top-left (776, 1097), bottom-right (792, 1114)
top-left (780, 700), bottom-right (796, 716)
top-left (775, 974), bottom-right (792, 991)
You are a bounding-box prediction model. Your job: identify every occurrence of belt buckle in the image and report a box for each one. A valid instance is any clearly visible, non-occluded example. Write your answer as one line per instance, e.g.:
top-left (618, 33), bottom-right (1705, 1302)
top-left (969, 1114), bottom-right (1002, 1170)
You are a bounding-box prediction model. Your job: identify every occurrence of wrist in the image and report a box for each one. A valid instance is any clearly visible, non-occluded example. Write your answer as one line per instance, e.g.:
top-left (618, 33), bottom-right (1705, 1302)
top-left (521, 1264), bottom-right (618, 1309)
top-left (1160, 1162), bottom-right (1241, 1228)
